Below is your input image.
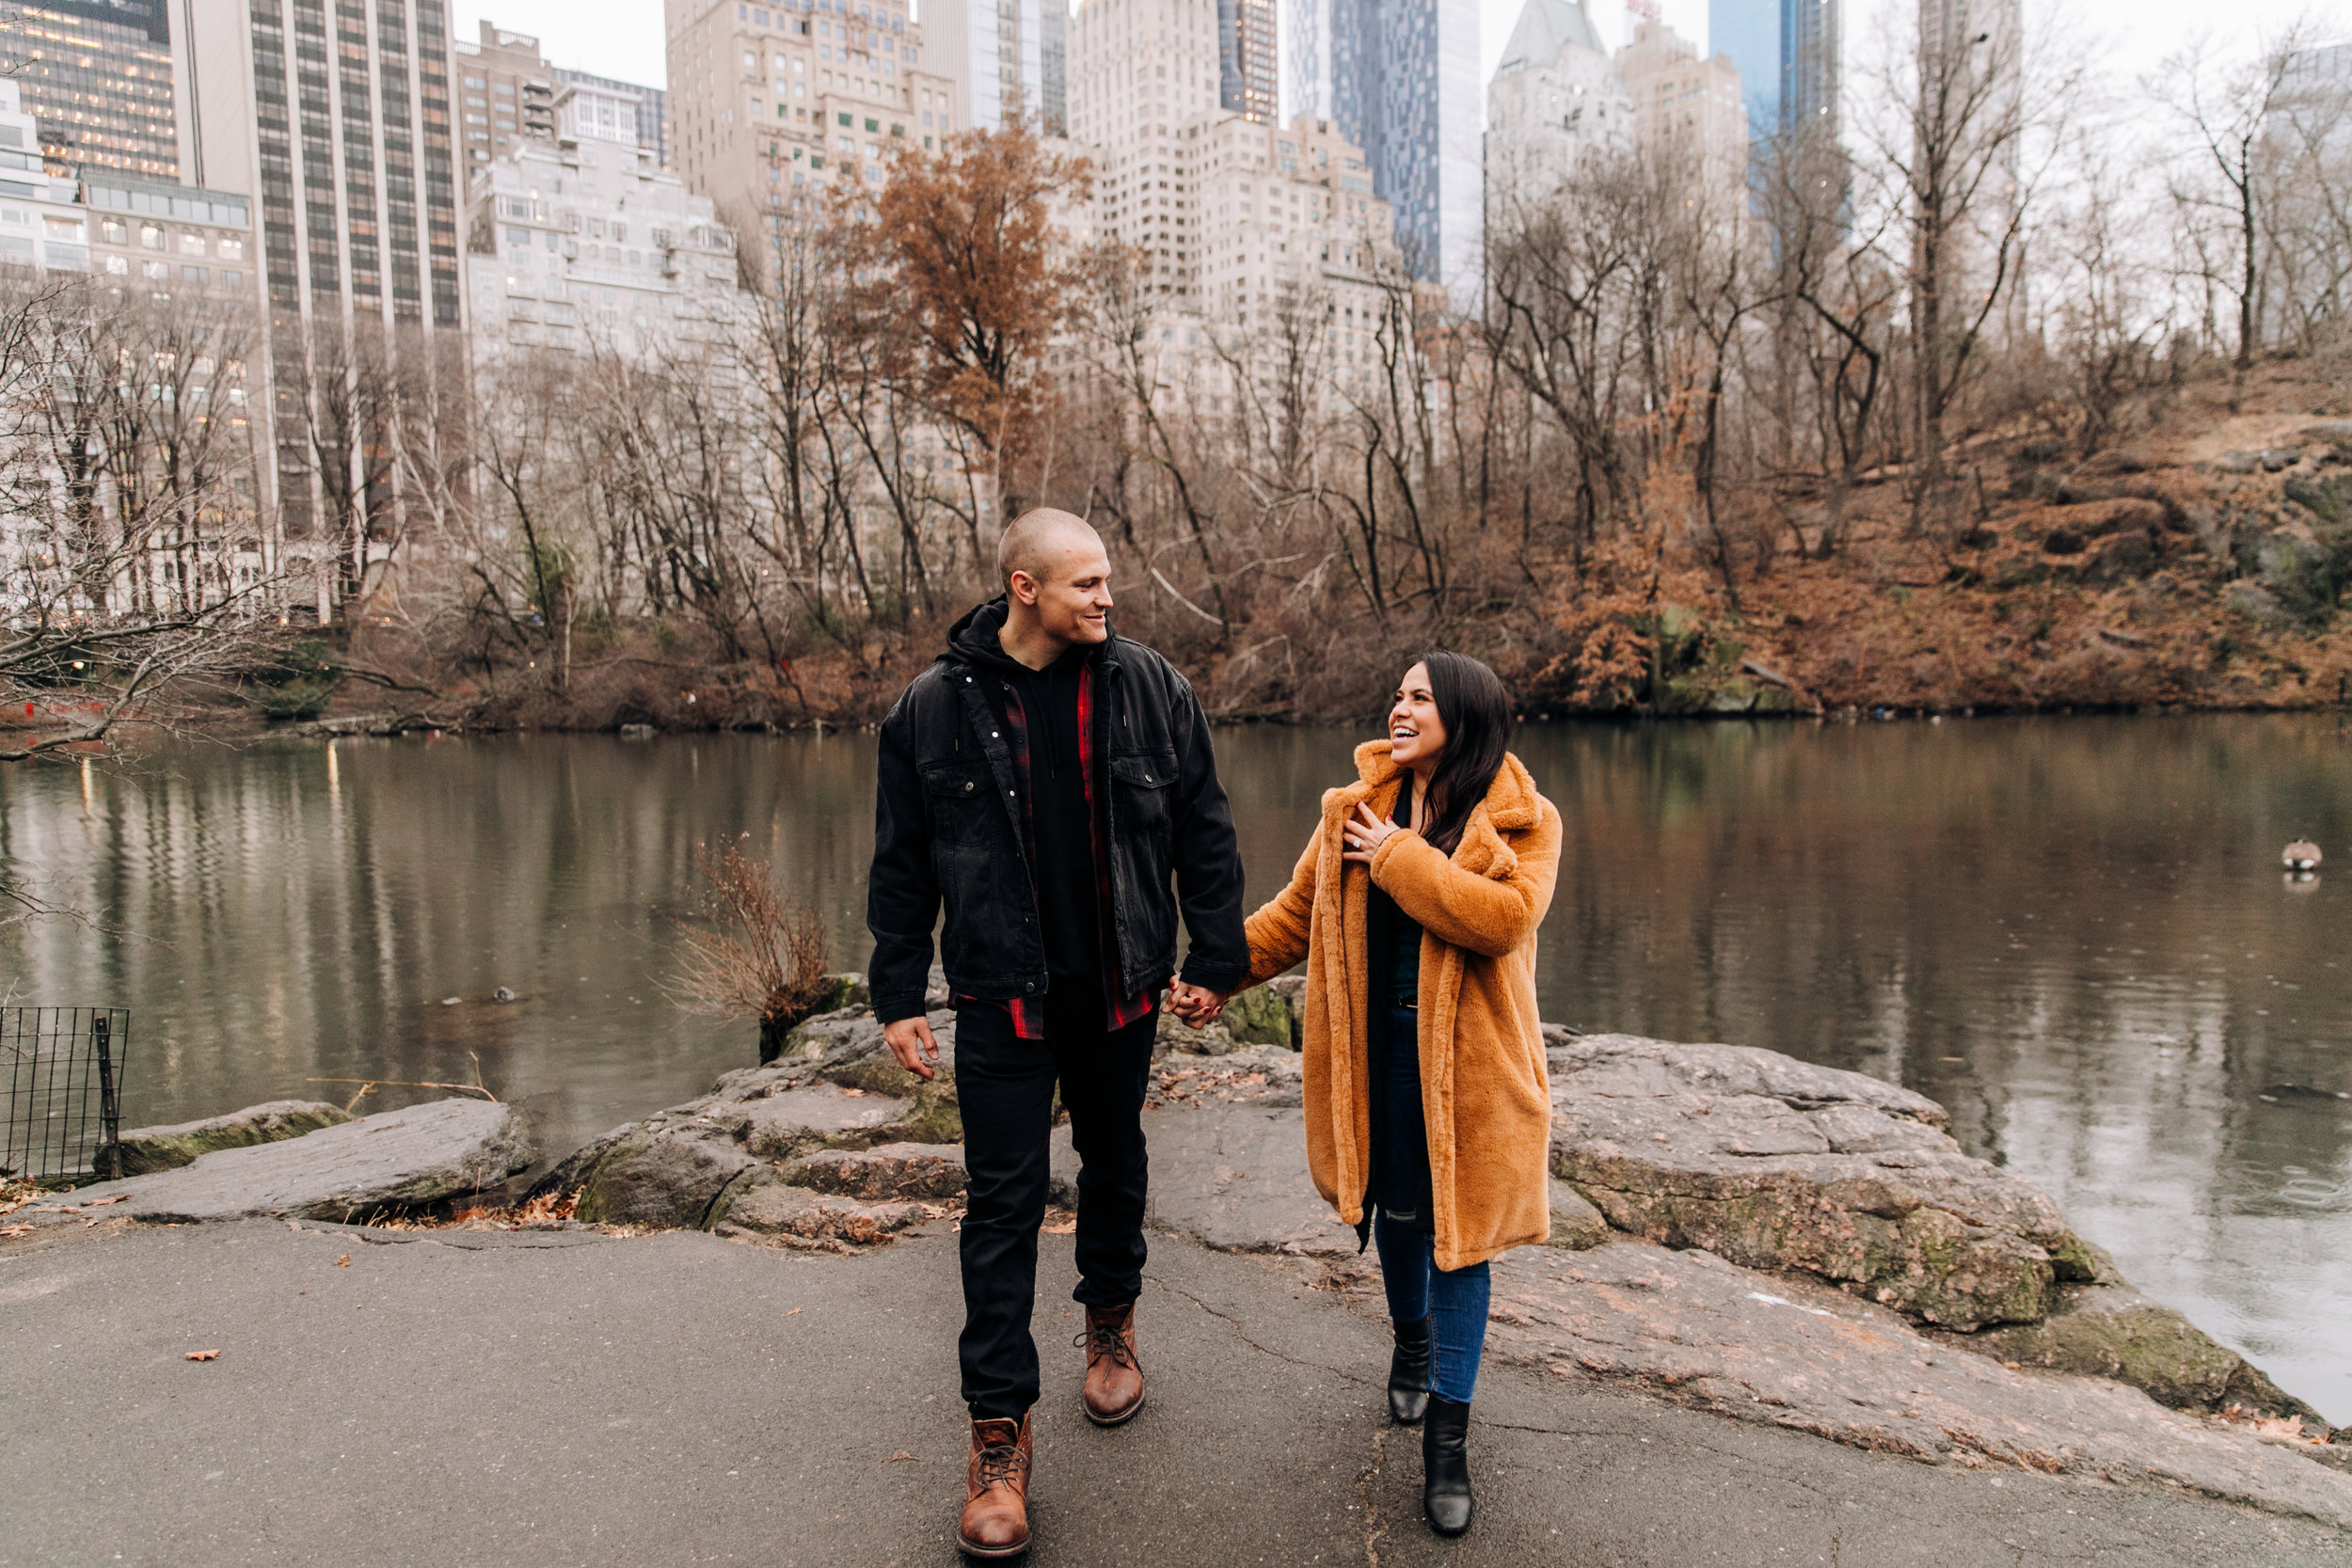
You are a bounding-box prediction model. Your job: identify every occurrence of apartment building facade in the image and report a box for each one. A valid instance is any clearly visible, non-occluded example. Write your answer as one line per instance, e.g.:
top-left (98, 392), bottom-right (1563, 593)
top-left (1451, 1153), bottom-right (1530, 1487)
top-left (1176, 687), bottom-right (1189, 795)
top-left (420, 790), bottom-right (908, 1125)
top-left (1484, 0), bottom-right (1628, 205)
top-left (1616, 21), bottom-right (1744, 198)
top-left (667, 0), bottom-right (954, 280)
top-left (924, 0), bottom-right (1064, 135)
top-left (464, 102), bottom-right (744, 362)
top-left (0, 0), bottom-right (179, 179)
top-left (453, 22), bottom-right (557, 181)
top-left (553, 66), bottom-right (669, 167)
top-left (1069, 0), bottom-right (1222, 302)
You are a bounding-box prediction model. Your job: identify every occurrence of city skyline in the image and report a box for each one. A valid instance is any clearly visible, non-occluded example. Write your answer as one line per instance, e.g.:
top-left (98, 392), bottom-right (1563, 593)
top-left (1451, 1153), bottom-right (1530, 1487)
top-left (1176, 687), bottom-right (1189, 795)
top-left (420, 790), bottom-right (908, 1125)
top-left (447, 0), bottom-right (2329, 122)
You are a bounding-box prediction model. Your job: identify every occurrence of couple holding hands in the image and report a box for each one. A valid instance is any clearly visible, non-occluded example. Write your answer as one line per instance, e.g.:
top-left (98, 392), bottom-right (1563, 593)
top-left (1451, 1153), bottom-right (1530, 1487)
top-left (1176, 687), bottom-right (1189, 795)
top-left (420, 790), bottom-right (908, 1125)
top-left (867, 510), bottom-right (1562, 1558)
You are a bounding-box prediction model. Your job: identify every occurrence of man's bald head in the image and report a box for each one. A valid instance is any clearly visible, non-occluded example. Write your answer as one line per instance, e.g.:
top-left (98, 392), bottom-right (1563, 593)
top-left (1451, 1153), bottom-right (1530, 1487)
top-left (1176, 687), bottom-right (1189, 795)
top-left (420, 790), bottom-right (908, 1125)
top-left (995, 508), bottom-right (1114, 659)
top-left (997, 509), bottom-right (1104, 586)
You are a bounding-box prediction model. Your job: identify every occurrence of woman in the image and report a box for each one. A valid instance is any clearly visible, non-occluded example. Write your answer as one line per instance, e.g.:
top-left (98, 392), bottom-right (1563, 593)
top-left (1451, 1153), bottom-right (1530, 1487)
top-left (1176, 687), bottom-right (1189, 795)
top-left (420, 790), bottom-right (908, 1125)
top-left (1240, 652), bottom-right (1560, 1538)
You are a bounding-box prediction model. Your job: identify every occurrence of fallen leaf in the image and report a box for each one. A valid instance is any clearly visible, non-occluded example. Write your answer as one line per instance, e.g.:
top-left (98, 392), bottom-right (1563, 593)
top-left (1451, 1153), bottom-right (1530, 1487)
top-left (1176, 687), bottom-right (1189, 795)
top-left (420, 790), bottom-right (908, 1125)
top-left (884, 1450), bottom-right (917, 1463)
top-left (184, 1349), bottom-right (219, 1361)
top-left (787, 1307), bottom-right (803, 1316)
top-left (336, 1254), bottom-right (351, 1267)
top-left (83, 1196), bottom-right (124, 1208)
top-left (1041, 1219), bottom-right (1076, 1235)
top-left (0, 1224), bottom-right (33, 1238)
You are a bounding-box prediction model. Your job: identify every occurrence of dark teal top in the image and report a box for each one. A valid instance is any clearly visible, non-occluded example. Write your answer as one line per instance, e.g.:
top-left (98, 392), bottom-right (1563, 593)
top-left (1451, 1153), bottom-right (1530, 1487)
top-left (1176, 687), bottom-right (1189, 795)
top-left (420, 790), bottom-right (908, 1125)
top-left (1368, 778), bottom-right (1422, 1005)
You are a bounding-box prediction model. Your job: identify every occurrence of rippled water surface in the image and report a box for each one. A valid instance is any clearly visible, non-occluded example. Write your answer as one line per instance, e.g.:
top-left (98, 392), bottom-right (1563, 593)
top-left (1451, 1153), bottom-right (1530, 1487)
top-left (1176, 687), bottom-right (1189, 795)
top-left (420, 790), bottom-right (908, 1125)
top-left (3, 716), bottom-right (2346, 1419)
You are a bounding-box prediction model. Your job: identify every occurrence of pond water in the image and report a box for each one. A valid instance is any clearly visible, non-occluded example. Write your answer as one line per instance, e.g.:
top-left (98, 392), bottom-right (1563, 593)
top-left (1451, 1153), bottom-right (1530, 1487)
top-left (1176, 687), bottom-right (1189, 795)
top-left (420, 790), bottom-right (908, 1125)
top-left (2, 716), bottom-right (2347, 1421)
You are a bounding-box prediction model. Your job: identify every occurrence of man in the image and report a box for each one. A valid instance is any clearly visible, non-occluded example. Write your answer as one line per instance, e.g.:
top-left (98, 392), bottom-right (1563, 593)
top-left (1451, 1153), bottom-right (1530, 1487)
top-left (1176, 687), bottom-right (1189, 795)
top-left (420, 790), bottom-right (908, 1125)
top-left (867, 509), bottom-right (1246, 1559)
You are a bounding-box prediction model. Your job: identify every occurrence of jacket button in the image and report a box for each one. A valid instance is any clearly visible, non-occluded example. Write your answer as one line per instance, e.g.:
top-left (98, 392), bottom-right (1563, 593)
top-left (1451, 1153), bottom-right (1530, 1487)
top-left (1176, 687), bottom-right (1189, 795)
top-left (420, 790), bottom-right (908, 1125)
top-left (963, 781), bottom-right (973, 793)
top-left (1024, 981), bottom-right (1036, 993)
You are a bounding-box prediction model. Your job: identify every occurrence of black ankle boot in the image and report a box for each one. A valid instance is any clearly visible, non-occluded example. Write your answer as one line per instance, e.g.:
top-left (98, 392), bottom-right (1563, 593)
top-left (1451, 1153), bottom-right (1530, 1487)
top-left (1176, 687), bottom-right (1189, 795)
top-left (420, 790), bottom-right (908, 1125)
top-left (1422, 1395), bottom-right (1473, 1536)
top-left (1387, 1316), bottom-right (1431, 1424)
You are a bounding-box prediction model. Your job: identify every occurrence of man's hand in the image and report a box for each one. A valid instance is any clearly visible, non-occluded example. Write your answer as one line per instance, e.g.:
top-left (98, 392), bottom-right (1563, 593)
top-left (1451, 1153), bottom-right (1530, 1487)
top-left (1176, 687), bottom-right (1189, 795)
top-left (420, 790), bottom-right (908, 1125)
top-left (883, 1015), bottom-right (941, 1081)
top-left (1168, 980), bottom-right (1231, 1027)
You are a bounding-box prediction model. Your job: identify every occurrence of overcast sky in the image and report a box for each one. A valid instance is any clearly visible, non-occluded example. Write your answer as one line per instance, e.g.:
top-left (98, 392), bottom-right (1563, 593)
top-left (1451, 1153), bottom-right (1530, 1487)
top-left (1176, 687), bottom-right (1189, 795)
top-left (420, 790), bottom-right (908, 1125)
top-left (453, 0), bottom-right (2334, 115)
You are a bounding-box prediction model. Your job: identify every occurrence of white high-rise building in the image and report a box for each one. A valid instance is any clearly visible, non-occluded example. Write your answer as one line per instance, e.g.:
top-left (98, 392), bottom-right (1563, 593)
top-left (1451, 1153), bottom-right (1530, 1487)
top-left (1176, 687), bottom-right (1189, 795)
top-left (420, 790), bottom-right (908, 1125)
top-left (1616, 20), bottom-right (1745, 199)
top-left (1484, 0), bottom-right (1628, 205)
top-left (1069, 0), bottom-right (1224, 301)
top-left (926, 0), bottom-right (1069, 135)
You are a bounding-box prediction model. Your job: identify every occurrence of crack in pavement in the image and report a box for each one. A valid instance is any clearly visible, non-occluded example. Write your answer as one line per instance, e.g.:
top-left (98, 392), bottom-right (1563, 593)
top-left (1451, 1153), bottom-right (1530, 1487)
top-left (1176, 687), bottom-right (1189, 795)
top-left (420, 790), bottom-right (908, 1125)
top-left (1143, 1270), bottom-right (1378, 1386)
top-left (1356, 1421), bottom-right (1391, 1568)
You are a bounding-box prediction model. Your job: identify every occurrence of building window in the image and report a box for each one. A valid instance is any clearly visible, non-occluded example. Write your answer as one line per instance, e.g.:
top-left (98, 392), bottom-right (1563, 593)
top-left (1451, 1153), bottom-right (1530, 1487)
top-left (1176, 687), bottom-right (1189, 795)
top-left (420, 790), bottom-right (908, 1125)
top-left (138, 224), bottom-right (165, 250)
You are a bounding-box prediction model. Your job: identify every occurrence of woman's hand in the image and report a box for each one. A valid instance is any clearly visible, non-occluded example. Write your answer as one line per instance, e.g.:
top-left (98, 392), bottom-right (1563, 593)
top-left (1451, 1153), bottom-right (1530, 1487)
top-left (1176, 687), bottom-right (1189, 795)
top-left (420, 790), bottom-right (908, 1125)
top-left (1341, 801), bottom-right (1410, 864)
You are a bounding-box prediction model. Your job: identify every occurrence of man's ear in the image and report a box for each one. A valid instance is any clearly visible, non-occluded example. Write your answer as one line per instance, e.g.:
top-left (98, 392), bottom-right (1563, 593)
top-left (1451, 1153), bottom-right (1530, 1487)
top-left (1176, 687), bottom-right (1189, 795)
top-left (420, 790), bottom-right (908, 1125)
top-left (1009, 569), bottom-right (1040, 607)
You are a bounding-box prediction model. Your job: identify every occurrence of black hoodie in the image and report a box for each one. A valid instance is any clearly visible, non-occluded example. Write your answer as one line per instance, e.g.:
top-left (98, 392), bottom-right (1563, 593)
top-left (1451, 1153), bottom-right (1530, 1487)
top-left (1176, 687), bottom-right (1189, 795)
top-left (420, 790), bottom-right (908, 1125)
top-left (947, 604), bottom-right (1106, 1005)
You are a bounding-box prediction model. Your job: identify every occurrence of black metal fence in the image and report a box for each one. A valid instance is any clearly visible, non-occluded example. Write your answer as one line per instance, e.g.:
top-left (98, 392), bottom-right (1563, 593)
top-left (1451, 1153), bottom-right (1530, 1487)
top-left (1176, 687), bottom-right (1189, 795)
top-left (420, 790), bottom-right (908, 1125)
top-left (1, 1007), bottom-right (130, 1183)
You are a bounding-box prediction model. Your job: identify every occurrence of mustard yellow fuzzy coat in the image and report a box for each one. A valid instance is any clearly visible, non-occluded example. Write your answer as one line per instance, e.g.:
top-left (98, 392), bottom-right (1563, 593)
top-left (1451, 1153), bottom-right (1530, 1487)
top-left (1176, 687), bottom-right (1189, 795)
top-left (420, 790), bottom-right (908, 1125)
top-left (1242, 741), bottom-right (1562, 1273)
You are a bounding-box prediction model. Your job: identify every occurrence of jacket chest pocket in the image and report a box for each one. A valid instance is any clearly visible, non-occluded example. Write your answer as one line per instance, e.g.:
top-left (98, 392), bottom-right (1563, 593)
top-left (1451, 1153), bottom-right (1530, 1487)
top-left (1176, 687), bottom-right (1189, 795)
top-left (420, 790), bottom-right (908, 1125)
top-left (1109, 752), bottom-right (1176, 838)
top-left (923, 764), bottom-right (999, 846)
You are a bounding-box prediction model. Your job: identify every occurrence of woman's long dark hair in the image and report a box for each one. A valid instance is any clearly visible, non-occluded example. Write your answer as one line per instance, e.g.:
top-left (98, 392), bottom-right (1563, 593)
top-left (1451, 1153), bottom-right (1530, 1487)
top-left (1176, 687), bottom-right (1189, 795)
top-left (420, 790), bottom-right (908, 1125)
top-left (1407, 651), bottom-right (1514, 855)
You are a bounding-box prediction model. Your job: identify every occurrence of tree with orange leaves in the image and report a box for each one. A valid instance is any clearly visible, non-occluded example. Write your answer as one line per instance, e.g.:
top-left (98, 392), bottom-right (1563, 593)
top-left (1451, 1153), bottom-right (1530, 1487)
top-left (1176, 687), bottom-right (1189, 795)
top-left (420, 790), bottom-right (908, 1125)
top-left (829, 109), bottom-right (1091, 521)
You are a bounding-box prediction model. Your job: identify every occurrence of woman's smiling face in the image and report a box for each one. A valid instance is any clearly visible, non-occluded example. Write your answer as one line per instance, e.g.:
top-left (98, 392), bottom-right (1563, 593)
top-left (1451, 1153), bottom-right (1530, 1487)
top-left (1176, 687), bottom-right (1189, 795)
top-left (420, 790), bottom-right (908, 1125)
top-left (1388, 661), bottom-right (1446, 772)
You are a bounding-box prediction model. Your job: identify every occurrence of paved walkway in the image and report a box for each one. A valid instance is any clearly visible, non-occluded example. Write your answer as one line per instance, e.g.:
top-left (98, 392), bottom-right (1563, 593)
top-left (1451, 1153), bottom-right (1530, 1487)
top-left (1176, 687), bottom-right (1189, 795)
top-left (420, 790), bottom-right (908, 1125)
top-left (2, 1218), bottom-right (2344, 1566)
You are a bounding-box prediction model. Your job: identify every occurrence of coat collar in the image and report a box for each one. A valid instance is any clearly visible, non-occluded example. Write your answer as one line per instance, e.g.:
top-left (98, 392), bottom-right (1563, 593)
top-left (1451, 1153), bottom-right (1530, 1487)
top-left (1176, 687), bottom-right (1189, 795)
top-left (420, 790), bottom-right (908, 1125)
top-left (1327, 741), bottom-right (1541, 879)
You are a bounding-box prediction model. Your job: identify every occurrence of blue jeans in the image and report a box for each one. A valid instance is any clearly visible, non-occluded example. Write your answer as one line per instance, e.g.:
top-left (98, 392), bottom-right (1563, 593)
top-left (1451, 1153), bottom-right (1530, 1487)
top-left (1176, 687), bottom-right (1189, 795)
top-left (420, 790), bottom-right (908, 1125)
top-left (1373, 1003), bottom-right (1490, 1403)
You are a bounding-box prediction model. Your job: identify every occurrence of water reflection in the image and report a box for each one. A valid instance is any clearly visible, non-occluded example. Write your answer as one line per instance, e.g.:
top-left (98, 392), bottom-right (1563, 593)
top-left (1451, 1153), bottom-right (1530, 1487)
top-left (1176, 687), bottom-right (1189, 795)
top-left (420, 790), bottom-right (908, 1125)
top-left (0, 715), bottom-right (2344, 1421)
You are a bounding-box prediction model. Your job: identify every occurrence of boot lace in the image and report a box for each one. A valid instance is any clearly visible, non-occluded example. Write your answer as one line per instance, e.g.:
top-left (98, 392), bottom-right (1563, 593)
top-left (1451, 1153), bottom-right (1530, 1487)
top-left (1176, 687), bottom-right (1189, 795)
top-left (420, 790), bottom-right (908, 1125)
top-left (975, 1437), bottom-right (1025, 1491)
top-left (1077, 1314), bottom-right (1136, 1370)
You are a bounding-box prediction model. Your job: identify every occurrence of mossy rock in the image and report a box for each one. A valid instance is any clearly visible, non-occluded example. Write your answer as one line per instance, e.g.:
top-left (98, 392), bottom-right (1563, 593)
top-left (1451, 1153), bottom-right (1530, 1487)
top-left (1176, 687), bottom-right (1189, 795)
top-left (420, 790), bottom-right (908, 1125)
top-left (1224, 985), bottom-right (1298, 1051)
top-left (1961, 1282), bottom-right (2328, 1428)
top-left (100, 1100), bottom-right (354, 1177)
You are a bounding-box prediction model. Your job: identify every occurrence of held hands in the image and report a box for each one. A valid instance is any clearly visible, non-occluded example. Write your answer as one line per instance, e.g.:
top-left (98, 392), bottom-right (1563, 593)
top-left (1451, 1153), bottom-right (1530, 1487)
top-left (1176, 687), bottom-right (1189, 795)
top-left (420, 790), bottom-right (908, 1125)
top-left (1341, 800), bottom-right (1409, 865)
top-left (1168, 979), bottom-right (1231, 1027)
top-left (882, 1014), bottom-right (941, 1081)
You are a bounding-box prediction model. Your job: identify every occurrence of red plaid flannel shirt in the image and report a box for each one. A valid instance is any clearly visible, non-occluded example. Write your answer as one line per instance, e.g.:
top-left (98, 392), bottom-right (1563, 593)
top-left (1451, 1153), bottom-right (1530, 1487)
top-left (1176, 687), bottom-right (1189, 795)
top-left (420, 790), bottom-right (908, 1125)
top-left (964, 659), bottom-right (1154, 1040)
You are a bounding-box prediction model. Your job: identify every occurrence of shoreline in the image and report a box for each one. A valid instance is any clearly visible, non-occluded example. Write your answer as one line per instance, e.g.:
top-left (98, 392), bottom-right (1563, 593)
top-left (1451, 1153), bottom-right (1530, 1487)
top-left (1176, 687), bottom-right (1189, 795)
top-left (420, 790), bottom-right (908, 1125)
top-left (9, 696), bottom-right (2346, 754)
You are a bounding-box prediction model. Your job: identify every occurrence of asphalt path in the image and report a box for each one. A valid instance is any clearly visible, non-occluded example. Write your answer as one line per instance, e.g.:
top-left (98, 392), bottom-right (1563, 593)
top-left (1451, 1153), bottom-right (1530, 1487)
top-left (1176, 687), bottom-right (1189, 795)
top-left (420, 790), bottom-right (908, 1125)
top-left (2, 1218), bottom-right (2344, 1566)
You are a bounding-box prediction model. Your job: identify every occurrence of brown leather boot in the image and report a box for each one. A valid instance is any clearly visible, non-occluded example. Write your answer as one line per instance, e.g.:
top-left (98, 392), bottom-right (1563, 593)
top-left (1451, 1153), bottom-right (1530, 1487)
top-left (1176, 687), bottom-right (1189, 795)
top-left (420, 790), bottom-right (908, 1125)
top-left (1080, 1300), bottom-right (1146, 1426)
top-left (957, 1413), bottom-right (1032, 1559)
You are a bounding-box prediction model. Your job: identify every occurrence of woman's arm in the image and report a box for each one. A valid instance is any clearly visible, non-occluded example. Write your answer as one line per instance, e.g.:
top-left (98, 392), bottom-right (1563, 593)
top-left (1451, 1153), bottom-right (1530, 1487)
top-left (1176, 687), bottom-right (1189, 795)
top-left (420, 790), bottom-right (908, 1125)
top-left (1368, 800), bottom-right (1561, 958)
top-left (1241, 825), bottom-right (1323, 987)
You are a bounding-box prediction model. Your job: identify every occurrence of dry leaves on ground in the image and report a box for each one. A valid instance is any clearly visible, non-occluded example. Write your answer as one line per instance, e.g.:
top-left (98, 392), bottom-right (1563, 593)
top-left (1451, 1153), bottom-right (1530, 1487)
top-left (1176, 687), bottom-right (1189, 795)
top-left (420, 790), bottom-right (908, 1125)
top-left (183, 1349), bottom-right (219, 1362)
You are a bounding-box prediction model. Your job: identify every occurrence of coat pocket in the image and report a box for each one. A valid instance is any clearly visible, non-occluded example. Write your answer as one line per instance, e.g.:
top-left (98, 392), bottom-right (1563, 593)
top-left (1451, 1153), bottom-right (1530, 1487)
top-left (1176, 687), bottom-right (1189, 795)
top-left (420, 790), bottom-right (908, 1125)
top-left (922, 763), bottom-right (998, 847)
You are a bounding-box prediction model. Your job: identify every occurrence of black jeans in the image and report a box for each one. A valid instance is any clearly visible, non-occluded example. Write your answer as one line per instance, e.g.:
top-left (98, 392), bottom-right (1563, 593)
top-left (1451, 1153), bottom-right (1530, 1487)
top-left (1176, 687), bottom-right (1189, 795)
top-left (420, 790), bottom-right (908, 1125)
top-left (955, 997), bottom-right (1157, 1419)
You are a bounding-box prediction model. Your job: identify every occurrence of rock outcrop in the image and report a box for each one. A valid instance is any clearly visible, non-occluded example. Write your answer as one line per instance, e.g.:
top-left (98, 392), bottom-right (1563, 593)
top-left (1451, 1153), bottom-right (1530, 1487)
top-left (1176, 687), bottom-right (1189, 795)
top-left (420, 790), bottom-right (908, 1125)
top-left (1483, 1241), bottom-right (2352, 1528)
top-left (42, 1097), bottom-right (532, 1223)
top-left (1547, 1032), bottom-right (2097, 1330)
top-left (1944, 1280), bottom-right (2323, 1425)
top-left (562, 1006), bottom-right (964, 1230)
top-left (98, 1099), bottom-right (354, 1176)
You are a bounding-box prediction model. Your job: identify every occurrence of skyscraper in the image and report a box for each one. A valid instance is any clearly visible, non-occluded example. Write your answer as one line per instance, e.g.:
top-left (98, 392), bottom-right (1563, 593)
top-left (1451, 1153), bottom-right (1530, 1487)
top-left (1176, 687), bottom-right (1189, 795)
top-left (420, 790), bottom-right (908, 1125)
top-left (1617, 20), bottom-right (1744, 196)
top-left (0, 0), bottom-right (179, 178)
top-left (1288, 0), bottom-right (1479, 290)
top-left (1780, 0), bottom-right (1838, 139)
top-left (1216, 0), bottom-right (1276, 123)
top-left (1485, 0), bottom-right (1626, 202)
top-left (1707, 0), bottom-right (1776, 142)
top-left (925, 0), bottom-right (1066, 135)
top-left (181, 0), bottom-right (464, 327)
top-left (1068, 0), bottom-right (1221, 299)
